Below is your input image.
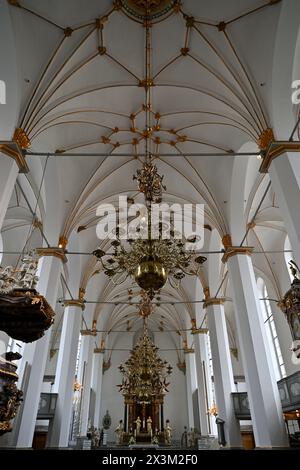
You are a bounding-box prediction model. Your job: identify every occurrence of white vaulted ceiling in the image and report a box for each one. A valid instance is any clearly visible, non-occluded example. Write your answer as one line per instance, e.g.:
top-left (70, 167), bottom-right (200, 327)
top-left (3, 0), bottom-right (290, 353)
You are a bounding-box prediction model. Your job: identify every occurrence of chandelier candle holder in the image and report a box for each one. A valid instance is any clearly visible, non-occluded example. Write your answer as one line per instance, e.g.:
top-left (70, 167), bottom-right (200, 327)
top-left (93, 161), bottom-right (206, 298)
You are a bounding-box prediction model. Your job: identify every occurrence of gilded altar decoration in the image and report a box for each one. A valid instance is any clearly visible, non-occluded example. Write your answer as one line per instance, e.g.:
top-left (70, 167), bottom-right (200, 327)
top-left (117, 324), bottom-right (172, 440)
top-left (0, 352), bottom-right (23, 435)
top-left (0, 252), bottom-right (55, 342)
top-left (118, 326), bottom-right (172, 401)
top-left (278, 261), bottom-right (300, 341)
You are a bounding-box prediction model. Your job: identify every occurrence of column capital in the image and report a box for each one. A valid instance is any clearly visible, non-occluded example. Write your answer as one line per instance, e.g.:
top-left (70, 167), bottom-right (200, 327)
top-left (63, 299), bottom-right (85, 310)
top-left (259, 140), bottom-right (300, 173)
top-left (0, 141), bottom-right (29, 173)
top-left (184, 348), bottom-right (195, 354)
top-left (36, 247), bottom-right (68, 263)
top-left (191, 327), bottom-right (209, 335)
top-left (222, 246), bottom-right (253, 263)
top-left (80, 329), bottom-right (97, 336)
top-left (203, 297), bottom-right (225, 308)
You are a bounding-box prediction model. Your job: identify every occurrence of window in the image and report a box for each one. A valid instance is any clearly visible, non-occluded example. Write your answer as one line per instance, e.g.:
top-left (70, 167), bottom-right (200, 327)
top-left (258, 278), bottom-right (286, 380)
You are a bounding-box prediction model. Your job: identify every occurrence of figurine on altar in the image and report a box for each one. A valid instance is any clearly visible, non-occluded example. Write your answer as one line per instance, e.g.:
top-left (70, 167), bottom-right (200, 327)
top-left (187, 427), bottom-right (195, 448)
top-left (181, 426), bottom-right (188, 448)
top-left (135, 416), bottom-right (141, 434)
top-left (115, 419), bottom-right (124, 445)
top-left (147, 416), bottom-right (152, 435)
top-left (93, 428), bottom-right (100, 447)
top-left (165, 419), bottom-right (172, 445)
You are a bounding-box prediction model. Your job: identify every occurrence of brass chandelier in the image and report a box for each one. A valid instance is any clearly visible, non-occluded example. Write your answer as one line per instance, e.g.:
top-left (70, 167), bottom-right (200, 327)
top-left (117, 324), bottom-right (172, 402)
top-left (93, 161), bottom-right (206, 298)
top-left (92, 12), bottom-right (206, 298)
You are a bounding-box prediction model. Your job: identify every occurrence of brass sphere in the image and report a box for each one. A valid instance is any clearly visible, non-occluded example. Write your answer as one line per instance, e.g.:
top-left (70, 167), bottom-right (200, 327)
top-left (134, 257), bottom-right (168, 291)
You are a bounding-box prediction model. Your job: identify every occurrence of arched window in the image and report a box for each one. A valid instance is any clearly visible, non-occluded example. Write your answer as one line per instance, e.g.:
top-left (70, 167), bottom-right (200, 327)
top-left (257, 278), bottom-right (286, 380)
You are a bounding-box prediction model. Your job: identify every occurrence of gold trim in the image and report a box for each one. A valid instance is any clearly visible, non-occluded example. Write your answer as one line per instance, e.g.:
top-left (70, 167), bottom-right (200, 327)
top-left (0, 141), bottom-right (29, 173)
top-left (58, 235), bottom-right (68, 249)
top-left (36, 247), bottom-right (67, 263)
top-left (259, 141), bottom-right (300, 173)
top-left (94, 347), bottom-right (105, 353)
top-left (222, 234), bottom-right (232, 249)
top-left (64, 299), bottom-right (85, 310)
top-left (0, 368), bottom-right (18, 379)
top-left (184, 347), bottom-right (195, 354)
top-left (222, 246), bottom-right (253, 263)
top-left (203, 297), bottom-right (225, 308)
top-left (80, 329), bottom-right (97, 336)
top-left (257, 128), bottom-right (274, 151)
top-left (79, 287), bottom-right (85, 302)
top-left (13, 127), bottom-right (31, 149)
top-left (191, 328), bottom-right (208, 335)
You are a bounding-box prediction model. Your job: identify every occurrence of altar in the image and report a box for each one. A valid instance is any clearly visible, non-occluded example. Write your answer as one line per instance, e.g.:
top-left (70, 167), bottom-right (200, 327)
top-left (117, 326), bottom-right (172, 444)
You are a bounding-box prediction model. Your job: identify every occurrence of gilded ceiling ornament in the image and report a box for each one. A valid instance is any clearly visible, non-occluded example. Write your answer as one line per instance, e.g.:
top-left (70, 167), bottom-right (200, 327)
top-left (120, 0), bottom-right (178, 22)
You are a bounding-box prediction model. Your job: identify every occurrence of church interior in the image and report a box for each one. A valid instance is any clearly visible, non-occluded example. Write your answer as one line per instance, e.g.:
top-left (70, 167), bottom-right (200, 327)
top-left (1, 0), bottom-right (300, 451)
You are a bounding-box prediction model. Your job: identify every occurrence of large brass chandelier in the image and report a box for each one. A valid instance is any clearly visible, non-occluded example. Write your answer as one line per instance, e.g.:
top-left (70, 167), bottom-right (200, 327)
top-left (93, 13), bottom-right (206, 298)
top-left (93, 162), bottom-right (206, 298)
top-left (117, 325), bottom-right (172, 402)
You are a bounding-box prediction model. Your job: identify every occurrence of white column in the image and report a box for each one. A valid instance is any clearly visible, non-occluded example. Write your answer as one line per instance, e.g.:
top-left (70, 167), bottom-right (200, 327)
top-left (79, 334), bottom-right (94, 436)
top-left (0, 154), bottom-right (18, 230)
top-left (269, 152), bottom-right (300, 267)
top-left (193, 332), bottom-right (209, 436)
top-left (185, 351), bottom-right (196, 429)
top-left (205, 299), bottom-right (242, 447)
top-left (90, 351), bottom-right (104, 428)
top-left (225, 249), bottom-right (289, 448)
top-left (15, 253), bottom-right (63, 448)
top-left (47, 302), bottom-right (83, 447)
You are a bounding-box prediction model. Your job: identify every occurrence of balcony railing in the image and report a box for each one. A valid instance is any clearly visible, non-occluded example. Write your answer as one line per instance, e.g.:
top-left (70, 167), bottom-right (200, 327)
top-left (232, 370), bottom-right (300, 419)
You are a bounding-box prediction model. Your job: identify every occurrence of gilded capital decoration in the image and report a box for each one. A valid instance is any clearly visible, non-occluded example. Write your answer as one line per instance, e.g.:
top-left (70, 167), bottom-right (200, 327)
top-left (13, 127), bottom-right (31, 149)
top-left (58, 235), bottom-right (68, 250)
top-left (222, 246), bottom-right (254, 263)
top-left (257, 128), bottom-right (274, 151)
top-left (191, 327), bottom-right (209, 335)
top-left (259, 140), bottom-right (300, 173)
top-left (36, 247), bottom-right (68, 263)
top-left (63, 299), bottom-right (85, 310)
top-left (191, 318), bottom-right (208, 334)
top-left (222, 234), bottom-right (232, 249)
top-left (203, 297), bottom-right (225, 309)
top-left (0, 141), bottom-right (29, 173)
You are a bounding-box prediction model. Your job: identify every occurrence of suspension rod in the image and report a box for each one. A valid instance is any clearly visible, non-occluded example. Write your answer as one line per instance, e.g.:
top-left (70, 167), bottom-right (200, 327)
top-left (25, 151), bottom-right (261, 158)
